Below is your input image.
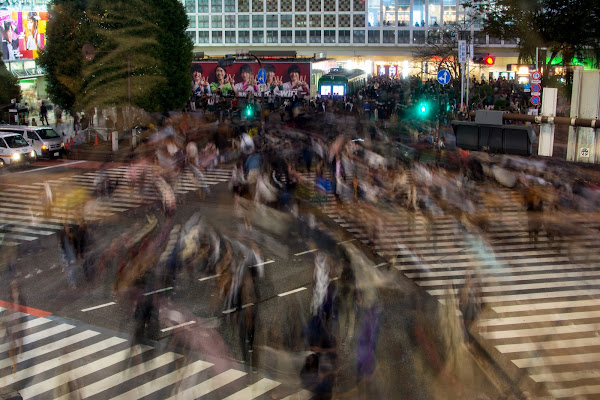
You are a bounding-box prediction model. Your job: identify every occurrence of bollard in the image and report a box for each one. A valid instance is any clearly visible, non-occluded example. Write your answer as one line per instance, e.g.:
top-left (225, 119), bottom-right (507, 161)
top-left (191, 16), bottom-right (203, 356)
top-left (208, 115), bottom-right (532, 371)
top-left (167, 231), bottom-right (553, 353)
top-left (131, 128), bottom-right (137, 148)
top-left (112, 131), bottom-right (118, 152)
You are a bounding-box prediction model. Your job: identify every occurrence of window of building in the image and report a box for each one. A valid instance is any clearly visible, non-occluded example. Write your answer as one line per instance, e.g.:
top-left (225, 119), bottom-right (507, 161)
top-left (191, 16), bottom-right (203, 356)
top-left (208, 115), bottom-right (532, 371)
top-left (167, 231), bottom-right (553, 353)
top-left (413, 30), bottom-right (425, 43)
top-left (324, 0), bottom-right (335, 11)
top-left (296, 15), bottom-right (306, 27)
top-left (211, 0), bottom-right (222, 12)
top-left (281, 15), bottom-right (293, 27)
top-left (339, 14), bottom-right (350, 27)
top-left (489, 36), bottom-right (501, 45)
top-left (212, 15), bottom-right (222, 28)
top-left (225, 0), bottom-right (236, 12)
top-left (413, 0), bottom-right (425, 26)
top-left (225, 31), bottom-right (236, 43)
top-left (382, 0), bottom-right (395, 26)
top-left (353, 30), bottom-right (365, 43)
top-left (443, 3), bottom-right (456, 25)
top-left (383, 30), bottom-right (395, 43)
top-left (397, 0), bottom-right (409, 26)
top-left (398, 30), bottom-right (409, 43)
top-left (225, 15), bottom-right (236, 28)
top-left (281, 30), bottom-right (292, 42)
top-left (339, 0), bottom-right (350, 11)
top-left (310, 15), bottom-right (321, 27)
top-left (266, 15), bottom-right (278, 27)
top-left (253, 15), bottom-right (264, 27)
top-left (188, 15), bottom-right (197, 29)
top-left (353, 0), bottom-right (364, 12)
top-left (198, 0), bottom-right (209, 12)
top-left (353, 14), bottom-right (365, 27)
top-left (442, 30), bottom-right (456, 44)
top-left (184, 0), bottom-right (195, 13)
top-left (239, 15), bottom-right (250, 28)
top-left (324, 15), bottom-right (335, 27)
top-left (252, 0), bottom-right (264, 12)
top-left (368, 0), bottom-right (380, 27)
top-left (309, 30), bottom-right (321, 43)
top-left (368, 30), bottom-right (380, 43)
top-left (239, 30), bottom-right (250, 43)
top-left (309, 0), bottom-right (321, 12)
top-left (253, 30), bottom-right (264, 43)
top-left (267, 30), bottom-right (278, 42)
top-left (295, 0), bottom-right (306, 12)
top-left (198, 31), bottom-right (209, 43)
top-left (295, 30), bottom-right (307, 43)
top-left (198, 15), bottom-right (209, 28)
top-left (186, 30), bottom-right (196, 43)
top-left (267, 0), bottom-right (278, 11)
top-left (324, 29), bottom-right (335, 43)
top-left (474, 31), bottom-right (487, 44)
top-left (281, 0), bottom-right (293, 12)
top-left (339, 29), bottom-right (350, 43)
top-left (429, 0), bottom-right (440, 26)
top-left (427, 29), bottom-right (441, 44)
top-left (212, 31), bottom-right (223, 43)
top-left (238, 0), bottom-right (250, 12)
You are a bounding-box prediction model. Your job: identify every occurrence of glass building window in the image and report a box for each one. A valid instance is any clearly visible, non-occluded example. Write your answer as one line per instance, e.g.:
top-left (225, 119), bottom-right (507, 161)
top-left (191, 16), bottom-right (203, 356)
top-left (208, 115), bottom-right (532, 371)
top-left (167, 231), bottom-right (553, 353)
top-left (353, 30), bottom-right (365, 43)
top-left (324, 30), bottom-right (335, 43)
top-left (383, 30), bottom-right (395, 43)
top-left (253, 30), bottom-right (264, 43)
top-left (252, 0), bottom-right (264, 12)
top-left (443, 3), bottom-right (456, 25)
top-left (267, 30), bottom-right (278, 42)
top-left (339, 0), bottom-right (350, 11)
top-left (267, 15), bottom-right (278, 27)
top-left (225, 15), bottom-right (236, 28)
top-left (198, 15), bottom-right (209, 28)
top-left (353, 14), bottom-right (365, 28)
top-left (398, 30), bottom-right (409, 43)
top-left (397, 0), bottom-right (409, 26)
top-left (186, 30), bottom-right (196, 43)
top-left (239, 0), bottom-right (249, 12)
top-left (198, 0), bottom-right (209, 12)
top-left (339, 30), bottom-right (350, 43)
top-left (427, 29), bottom-right (441, 44)
top-left (489, 36), bottom-right (501, 44)
top-left (253, 15), bottom-right (264, 27)
top-left (413, 30), bottom-right (425, 43)
top-left (295, 0), bottom-right (306, 12)
top-left (225, 31), bottom-right (236, 43)
top-left (310, 15), bottom-right (321, 27)
top-left (296, 15), bottom-right (306, 27)
top-left (324, 0), bottom-right (335, 11)
top-left (353, 0), bottom-right (364, 12)
top-left (368, 0), bottom-right (380, 27)
top-left (368, 30), bottom-right (380, 43)
top-left (212, 15), bottom-right (222, 28)
top-left (281, 15), bottom-right (292, 27)
top-left (239, 15), bottom-right (250, 28)
top-left (212, 31), bottom-right (223, 43)
top-left (474, 30), bottom-right (487, 44)
top-left (339, 14), bottom-right (350, 27)
top-left (309, 0), bottom-right (321, 12)
top-left (225, 0), bottom-right (236, 12)
top-left (184, 0), bottom-right (195, 12)
top-left (239, 30), bottom-right (250, 43)
top-left (309, 30), bottom-right (321, 43)
top-left (267, 0), bottom-right (278, 11)
top-left (413, 0), bottom-right (425, 27)
top-left (382, 0), bottom-right (394, 26)
top-left (295, 30), bottom-right (307, 43)
top-left (324, 14), bottom-right (335, 27)
top-left (281, 30), bottom-right (292, 42)
top-left (211, 0), bottom-right (222, 12)
top-left (281, 0), bottom-right (293, 12)
top-left (198, 31), bottom-right (209, 43)
top-left (188, 16), bottom-right (197, 29)
top-left (429, 0), bottom-right (441, 26)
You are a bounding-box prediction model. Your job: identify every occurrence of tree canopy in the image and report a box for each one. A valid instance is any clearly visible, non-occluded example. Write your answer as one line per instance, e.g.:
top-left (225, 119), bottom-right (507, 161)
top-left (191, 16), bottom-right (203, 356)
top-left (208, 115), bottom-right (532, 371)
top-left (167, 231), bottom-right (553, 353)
top-left (467, 0), bottom-right (600, 68)
top-left (39, 0), bottom-right (193, 114)
top-left (0, 58), bottom-right (21, 122)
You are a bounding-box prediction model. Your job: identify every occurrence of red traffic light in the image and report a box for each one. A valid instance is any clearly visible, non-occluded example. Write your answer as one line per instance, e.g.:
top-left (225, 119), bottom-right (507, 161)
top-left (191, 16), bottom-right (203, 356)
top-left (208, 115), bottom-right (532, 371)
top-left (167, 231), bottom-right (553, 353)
top-left (484, 55), bottom-right (495, 65)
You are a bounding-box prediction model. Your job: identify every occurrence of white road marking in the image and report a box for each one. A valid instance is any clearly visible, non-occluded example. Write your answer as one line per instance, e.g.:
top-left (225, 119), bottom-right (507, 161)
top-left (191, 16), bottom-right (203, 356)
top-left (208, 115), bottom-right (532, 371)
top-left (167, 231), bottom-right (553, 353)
top-left (143, 287), bottom-right (173, 296)
top-left (165, 369), bottom-right (247, 399)
top-left (278, 287), bottom-right (307, 297)
top-left (15, 160), bottom-right (87, 174)
top-left (294, 249), bottom-right (318, 256)
top-left (161, 320), bottom-right (196, 332)
top-left (222, 378), bottom-right (281, 400)
top-left (81, 302), bottom-right (116, 312)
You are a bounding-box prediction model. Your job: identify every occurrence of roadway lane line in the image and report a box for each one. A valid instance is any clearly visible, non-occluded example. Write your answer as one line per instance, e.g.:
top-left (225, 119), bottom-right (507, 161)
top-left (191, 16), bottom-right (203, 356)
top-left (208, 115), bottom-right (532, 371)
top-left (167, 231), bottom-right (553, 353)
top-left (294, 249), bottom-right (318, 256)
top-left (14, 160), bottom-right (87, 173)
top-left (160, 320), bottom-right (196, 332)
top-left (278, 287), bottom-right (307, 297)
top-left (143, 287), bottom-right (173, 296)
top-left (253, 259), bottom-right (274, 267)
top-left (336, 239), bottom-right (355, 245)
top-left (221, 304), bottom-right (254, 315)
top-left (81, 302), bottom-right (116, 312)
top-left (199, 274), bottom-right (221, 282)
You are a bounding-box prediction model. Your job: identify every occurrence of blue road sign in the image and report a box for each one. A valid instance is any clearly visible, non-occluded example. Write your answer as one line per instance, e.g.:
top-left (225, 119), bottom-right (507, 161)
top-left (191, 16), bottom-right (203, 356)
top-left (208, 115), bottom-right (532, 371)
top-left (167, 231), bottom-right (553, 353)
top-left (531, 84), bottom-right (541, 93)
top-left (257, 68), bottom-right (267, 85)
top-left (531, 95), bottom-right (540, 105)
top-left (437, 69), bottom-right (451, 85)
top-left (524, 83), bottom-right (531, 90)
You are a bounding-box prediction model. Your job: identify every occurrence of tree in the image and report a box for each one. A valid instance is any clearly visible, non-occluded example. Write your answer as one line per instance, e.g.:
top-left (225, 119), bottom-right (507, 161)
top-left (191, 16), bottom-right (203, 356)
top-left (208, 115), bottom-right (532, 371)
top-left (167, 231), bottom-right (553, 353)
top-left (39, 0), bottom-right (193, 115)
top-left (0, 57), bottom-right (21, 122)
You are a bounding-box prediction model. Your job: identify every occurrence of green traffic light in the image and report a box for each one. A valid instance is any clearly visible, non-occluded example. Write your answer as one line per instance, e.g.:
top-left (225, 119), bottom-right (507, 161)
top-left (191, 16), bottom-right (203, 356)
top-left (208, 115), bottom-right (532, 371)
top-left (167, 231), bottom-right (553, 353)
top-left (420, 104), bottom-right (427, 113)
top-left (245, 105), bottom-right (254, 117)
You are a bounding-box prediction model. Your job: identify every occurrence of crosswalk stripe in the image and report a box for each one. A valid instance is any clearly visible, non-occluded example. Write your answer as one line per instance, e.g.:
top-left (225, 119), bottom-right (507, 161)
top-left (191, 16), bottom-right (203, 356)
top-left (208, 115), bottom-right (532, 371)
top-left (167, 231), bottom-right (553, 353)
top-left (282, 389), bottom-right (314, 400)
top-left (19, 344), bottom-right (151, 398)
top-left (512, 352), bottom-right (600, 368)
top-left (530, 369), bottom-right (600, 383)
top-left (492, 299), bottom-right (600, 313)
top-left (426, 278), bottom-right (600, 296)
top-left (6, 316), bottom-right (52, 333)
top-left (478, 310), bottom-right (600, 327)
top-left (59, 351), bottom-right (182, 400)
top-left (222, 378), bottom-right (281, 400)
top-left (549, 384), bottom-right (600, 398)
top-left (416, 270), bottom-right (600, 287)
top-left (166, 369), bottom-right (247, 399)
top-left (480, 322), bottom-right (600, 340)
top-left (495, 336), bottom-right (600, 354)
top-left (109, 359), bottom-right (213, 400)
top-left (0, 323), bottom-right (74, 354)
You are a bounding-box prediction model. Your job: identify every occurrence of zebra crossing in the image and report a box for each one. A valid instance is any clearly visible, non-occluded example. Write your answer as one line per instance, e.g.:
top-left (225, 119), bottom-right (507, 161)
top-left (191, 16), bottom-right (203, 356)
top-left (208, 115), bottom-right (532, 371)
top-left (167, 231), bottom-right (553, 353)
top-left (0, 307), bottom-right (311, 399)
top-left (0, 166), bottom-right (232, 248)
top-left (314, 182), bottom-right (600, 399)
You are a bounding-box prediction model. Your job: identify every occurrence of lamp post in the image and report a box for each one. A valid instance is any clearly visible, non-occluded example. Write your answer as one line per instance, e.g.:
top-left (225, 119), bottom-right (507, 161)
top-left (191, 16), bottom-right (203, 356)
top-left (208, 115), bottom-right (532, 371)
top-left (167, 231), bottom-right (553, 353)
top-left (219, 53), bottom-right (265, 121)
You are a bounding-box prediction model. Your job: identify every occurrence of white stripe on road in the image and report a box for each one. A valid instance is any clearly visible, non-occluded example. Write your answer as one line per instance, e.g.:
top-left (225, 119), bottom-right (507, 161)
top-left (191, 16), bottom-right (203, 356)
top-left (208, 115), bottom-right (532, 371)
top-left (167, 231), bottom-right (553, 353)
top-left (278, 287), bottom-right (307, 297)
top-left (427, 279), bottom-right (600, 296)
top-left (478, 310), bottom-right (600, 327)
top-left (15, 160), bottom-right (87, 174)
top-left (222, 378), bottom-right (281, 400)
top-left (496, 336), bottom-right (600, 354)
top-left (294, 249), bottom-right (318, 256)
top-left (549, 384), bottom-right (600, 399)
top-left (0, 323), bottom-right (74, 354)
top-left (161, 321), bottom-right (196, 332)
top-left (282, 389), bottom-right (314, 400)
top-left (6, 317), bottom-right (52, 334)
top-left (81, 302), bottom-right (116, 312)
top-left (143, 287), bottom-right (173, 296)
top-left (199, 274), bottom-right (221, 282)
top-left (481, 322), bottom-right (600, 340)
top-left (165, 369), bottom-right (247, 399)
top-left (513, 352), bottom-right (600, 369)
top-left (493, 299), bottom-right (600, 314)
top-left (253, 259), bottom-right (274, 267)
top-left (531, 369), bottom-right (600, 383)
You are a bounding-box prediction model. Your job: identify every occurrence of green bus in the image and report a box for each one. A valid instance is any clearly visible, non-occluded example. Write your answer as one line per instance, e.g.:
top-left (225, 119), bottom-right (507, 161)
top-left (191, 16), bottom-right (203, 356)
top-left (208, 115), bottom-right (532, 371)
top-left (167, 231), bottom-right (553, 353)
top-left (317, 68), bottom-right (368, 97)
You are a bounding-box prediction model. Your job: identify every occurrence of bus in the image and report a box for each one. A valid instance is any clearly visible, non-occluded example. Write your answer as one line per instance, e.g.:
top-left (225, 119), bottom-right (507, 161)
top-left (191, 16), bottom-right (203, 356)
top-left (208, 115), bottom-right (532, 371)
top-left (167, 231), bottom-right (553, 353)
top-left (317, 68), bottom-right (368, 97)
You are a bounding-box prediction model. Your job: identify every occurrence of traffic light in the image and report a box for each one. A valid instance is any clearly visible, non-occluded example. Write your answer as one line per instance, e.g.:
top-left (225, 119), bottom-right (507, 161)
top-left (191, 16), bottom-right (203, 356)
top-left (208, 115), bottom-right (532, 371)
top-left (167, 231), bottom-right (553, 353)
top-left (420, 103), bottom-right (427, 113)
top-left (244, 104), bottom-right (254, 118)
top-left (484, 55), bottom-right (495, 66)
top-left (473, 54), bottom-right (495, 66)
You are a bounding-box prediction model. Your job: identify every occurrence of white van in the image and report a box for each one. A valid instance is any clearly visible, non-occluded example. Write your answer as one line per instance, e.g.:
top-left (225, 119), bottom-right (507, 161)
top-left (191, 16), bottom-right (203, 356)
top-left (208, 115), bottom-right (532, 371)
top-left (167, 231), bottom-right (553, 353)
top-left (0, 125), bottom-right (64, 159)
top-left (0, 132), bottom-right (37, 169)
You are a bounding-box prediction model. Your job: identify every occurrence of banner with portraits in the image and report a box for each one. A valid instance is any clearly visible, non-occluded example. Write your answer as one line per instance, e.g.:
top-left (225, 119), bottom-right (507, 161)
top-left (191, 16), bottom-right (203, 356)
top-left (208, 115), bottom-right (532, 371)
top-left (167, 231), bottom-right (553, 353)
top-left (1, 11), bottom-right (48, 60)
top-left (191, 61), bottom-right (311, 98)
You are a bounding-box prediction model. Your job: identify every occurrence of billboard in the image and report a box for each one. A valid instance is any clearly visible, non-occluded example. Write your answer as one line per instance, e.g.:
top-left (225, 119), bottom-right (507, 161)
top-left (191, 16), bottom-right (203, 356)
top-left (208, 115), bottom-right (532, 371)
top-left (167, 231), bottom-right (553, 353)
top-left (1, 11), bottom-right (48, 61)
top-left (191, 61), bottom-right (311, 98)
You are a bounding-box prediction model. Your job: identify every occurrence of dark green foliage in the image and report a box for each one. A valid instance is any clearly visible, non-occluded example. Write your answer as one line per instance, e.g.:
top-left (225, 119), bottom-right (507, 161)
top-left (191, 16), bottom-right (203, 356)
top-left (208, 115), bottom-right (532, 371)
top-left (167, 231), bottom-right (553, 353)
top-left (0, 58), bottom-right (21, 120)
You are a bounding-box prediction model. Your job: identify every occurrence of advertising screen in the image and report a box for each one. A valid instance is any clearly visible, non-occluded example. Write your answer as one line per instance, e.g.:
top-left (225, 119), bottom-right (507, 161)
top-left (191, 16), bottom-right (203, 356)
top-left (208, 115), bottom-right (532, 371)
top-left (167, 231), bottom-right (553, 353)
top-left (320, 85), bottom-right (332, 96)
top-left (190, 61), bottom-right (311, 98)
top-left (1, 11), bottom-right (48, 60)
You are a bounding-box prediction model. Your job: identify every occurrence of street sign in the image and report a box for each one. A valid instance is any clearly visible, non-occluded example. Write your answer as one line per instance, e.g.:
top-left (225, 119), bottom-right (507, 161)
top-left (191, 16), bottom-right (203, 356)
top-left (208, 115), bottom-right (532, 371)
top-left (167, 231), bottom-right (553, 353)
top-left (532, 71), bottom-right (541, 80)
top-left (458, 40), bottom-right (467, 63)
top-left (580, 147), bottom-right (590, 158)
top-left (530, 96), bottom-right (540, 105)
top-left (437, 69), bottom-right (451, 85)
top-left (257, 68), bottom-right (267, 84)
top-left (524, 83), bottom-right (531, 93)
top-left (531, 84), bottom-right (541, 93)
top-left (259, 84), bottom-right (267, 93)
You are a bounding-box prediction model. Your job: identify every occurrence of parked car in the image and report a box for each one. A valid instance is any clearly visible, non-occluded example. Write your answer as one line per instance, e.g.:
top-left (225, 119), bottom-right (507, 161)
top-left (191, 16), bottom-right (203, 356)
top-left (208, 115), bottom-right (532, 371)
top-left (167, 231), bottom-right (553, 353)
top-left (0, 132), bottom-right (37, 169)
top-left (0, 125), bottom-right (64, 159)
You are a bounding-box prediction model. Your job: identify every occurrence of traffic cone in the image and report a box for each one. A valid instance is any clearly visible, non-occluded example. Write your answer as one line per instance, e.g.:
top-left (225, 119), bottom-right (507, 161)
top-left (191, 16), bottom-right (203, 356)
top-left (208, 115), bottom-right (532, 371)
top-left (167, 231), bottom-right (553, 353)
top-left (70, 137), bottom-right (73, 147)
top-left (64, 139), bottom-right (69, 149)
top-left (94, 133), bottom-right (99, 146)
